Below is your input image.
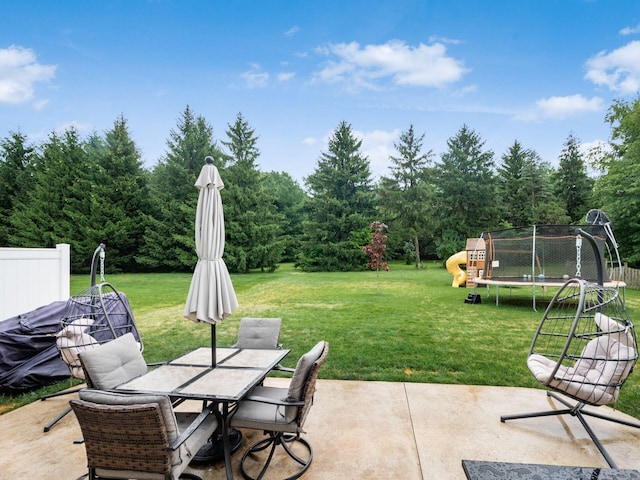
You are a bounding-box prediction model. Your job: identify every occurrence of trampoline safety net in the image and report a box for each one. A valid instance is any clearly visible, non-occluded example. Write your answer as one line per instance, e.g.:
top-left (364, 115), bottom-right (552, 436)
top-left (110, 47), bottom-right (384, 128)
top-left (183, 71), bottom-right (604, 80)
top-left (481, 225), bottom-right (610, 283)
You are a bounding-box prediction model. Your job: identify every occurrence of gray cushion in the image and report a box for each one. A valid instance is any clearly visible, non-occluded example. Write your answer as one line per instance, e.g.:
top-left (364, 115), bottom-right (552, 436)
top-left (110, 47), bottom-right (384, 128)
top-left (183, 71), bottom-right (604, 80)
top-left (79, 332), bottom-right (147, 389)
top-left (231, 386), bottom-right (299, 433)
top-left (235, 317), bottom-right (282, 349)
top-left (287, 341), bottom-right (325, 402)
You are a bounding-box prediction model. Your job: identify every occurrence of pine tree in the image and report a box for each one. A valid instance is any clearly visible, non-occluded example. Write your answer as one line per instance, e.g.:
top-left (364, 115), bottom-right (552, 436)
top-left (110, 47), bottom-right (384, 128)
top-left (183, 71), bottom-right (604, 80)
top-left (221, 113), bottom-right (285, 273)
top-left (553, 133), bottom-right (593, 223)
top-left (434, 125), bottom-right (500, 259)
top-left (263, 171), bottom-right (307, 262)
top-left (9, 127), bottom-right (95, 271)
top-left (378, 125), bottom-right (435, 268)
top-left (89, 116), bottom-right (151, 272)
top-left (139, 106), bottom-right (222, 271)
top-left (498, 141), bottom-right (567, 226)
top-left (0, 132), bottom-right (36, 246)
top-left (299, 121), bottom-right (375, 271)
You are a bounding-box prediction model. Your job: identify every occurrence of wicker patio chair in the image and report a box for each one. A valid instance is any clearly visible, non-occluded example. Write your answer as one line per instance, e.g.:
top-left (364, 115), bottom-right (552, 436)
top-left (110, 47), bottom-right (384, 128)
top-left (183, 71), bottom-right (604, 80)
top-left (70, 389), bottom-right (219, 480)
top-left (78, 332), bottom-right (148, 390)
top-left (231, 340), bottom-right (329, 480)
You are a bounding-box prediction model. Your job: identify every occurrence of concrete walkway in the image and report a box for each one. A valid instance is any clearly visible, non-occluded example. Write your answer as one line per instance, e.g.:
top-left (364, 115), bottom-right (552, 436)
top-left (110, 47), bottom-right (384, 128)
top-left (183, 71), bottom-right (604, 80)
top-left (2, 379), bottom-right (640, 479)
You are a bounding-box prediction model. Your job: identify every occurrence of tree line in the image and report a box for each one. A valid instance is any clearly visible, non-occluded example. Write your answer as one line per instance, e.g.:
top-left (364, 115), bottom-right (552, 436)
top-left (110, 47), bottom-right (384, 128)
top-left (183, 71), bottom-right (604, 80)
top-left (1, 97), bottom-right (639, 274)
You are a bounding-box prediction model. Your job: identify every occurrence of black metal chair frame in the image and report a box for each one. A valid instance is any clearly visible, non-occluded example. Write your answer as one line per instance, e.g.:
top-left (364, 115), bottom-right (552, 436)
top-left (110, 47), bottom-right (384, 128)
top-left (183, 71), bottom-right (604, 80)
top-left (501, 228), bottom-right (640, 468)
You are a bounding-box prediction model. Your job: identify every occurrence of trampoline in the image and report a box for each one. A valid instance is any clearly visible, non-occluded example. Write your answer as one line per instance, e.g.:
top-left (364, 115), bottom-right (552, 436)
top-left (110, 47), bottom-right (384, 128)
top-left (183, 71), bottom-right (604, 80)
top-left (472, 218), bottom-right (625, 310)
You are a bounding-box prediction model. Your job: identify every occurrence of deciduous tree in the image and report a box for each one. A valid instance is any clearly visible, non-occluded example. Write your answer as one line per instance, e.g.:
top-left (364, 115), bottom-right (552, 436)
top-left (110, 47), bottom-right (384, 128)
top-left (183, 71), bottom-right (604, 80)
top-left (594, 97), bottom-right (640, 267)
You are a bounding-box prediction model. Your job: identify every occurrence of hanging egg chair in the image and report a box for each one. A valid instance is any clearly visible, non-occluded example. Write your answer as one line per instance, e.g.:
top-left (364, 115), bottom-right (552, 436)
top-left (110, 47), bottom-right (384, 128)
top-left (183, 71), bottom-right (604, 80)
top-left (501, 214), bottom-right (640, 468)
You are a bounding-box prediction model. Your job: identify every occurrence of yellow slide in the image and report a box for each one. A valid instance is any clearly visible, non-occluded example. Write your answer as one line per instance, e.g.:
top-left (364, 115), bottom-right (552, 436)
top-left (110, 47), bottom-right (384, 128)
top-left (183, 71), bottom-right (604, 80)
top-left (446, 251), bottom-right (467, 287)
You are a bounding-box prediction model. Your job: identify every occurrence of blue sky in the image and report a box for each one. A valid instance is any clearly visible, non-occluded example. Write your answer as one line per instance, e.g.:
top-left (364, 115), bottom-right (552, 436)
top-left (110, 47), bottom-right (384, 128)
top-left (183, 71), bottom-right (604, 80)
top-left (1, 0), bottom-right (640, 183)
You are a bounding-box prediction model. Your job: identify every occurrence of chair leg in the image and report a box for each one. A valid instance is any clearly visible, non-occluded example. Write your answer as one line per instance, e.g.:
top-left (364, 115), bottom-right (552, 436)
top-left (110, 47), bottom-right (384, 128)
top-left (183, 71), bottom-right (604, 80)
top-left (42, 386), bottom-right (84, 432)
top-left (240, 432), bottom-right (313, 480)
top-left (501, 391), bottom-right (640, 469)
top-left (43, 405), bottom-right (73, 432)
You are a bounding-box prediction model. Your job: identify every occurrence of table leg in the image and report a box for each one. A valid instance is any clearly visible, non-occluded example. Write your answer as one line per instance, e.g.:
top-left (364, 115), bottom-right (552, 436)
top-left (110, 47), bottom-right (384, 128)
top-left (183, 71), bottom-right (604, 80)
top-left (222, 403), bottom-right (233, 480)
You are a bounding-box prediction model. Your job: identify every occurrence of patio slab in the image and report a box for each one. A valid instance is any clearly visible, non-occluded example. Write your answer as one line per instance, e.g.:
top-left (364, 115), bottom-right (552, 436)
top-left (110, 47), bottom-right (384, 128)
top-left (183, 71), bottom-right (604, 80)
top-left (1, 379), bottom-right (639, 479)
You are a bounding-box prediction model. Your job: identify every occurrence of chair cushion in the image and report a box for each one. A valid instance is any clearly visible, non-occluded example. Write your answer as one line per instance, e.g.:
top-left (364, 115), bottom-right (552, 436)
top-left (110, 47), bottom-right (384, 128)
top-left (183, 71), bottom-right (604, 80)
top-left (56, 317), bottom-right (98, 380)
top-left (595, 312), bottom-right (636, 348)
top-left (79, 332), bottom-right (147, 389)
top-left (287, 341), bottom-right (325, 402)
top-left (236, 317), bottom-right (282, 349)
top-left (76, 389), bottom-right (218, 477)
top-left (230, 386), bottom-right (299, 433)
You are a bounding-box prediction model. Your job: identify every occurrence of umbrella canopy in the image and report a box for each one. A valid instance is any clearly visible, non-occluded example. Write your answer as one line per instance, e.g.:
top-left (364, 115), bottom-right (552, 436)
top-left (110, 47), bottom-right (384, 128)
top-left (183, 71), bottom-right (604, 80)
top-left (184, 159), bottom-right (238, 364)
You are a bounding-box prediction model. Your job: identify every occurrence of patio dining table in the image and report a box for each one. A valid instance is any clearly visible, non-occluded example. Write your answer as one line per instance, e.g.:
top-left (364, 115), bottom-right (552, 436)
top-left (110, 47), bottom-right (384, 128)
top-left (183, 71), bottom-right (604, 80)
top-left (111, 346), bottom-right (290, 480)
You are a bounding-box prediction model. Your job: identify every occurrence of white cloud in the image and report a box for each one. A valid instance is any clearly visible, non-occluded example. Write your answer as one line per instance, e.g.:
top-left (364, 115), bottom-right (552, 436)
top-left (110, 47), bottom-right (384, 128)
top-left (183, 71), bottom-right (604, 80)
top-left (515, 94), bottom-right (604, 121)
top-left (0, 45), bottom-right (56, 104)
top-left (584, 41), bottom-right (640, 94)
top-left (428, 35), bottom-right (463, 45)
top-left (536, 94), bottom-right (604, 118)
top-left (313, 40), bottom-right (468, 90)
top-left (240, 65), bottom-right (269, 88)
top-left (285, 26), bottom-right (300, 37)
top-left (620, 24), bottom-right (640, 35)
top-left (277, 71), bottom-right (295, 82)
top-left (301, 137), bottom-right (317, 146)
top-left (355, 128), bottom-right (401, 178)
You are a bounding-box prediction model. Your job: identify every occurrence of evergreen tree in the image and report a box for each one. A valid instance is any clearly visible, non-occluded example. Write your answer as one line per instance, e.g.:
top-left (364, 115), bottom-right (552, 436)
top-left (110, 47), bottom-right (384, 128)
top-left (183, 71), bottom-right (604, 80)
top-left (89, 116), bottom-right (151, 272)
top-left (139, 106), bottom-right (222, 271)
top-left (298, 121), bottom-right (375, 271)
top-left (434, 125), bottom-right (500, 260)
top-left (594, 97), bottom-right (640, 267)
top-left (9, 127), bottom-right (95, 271)
top-left (221, 113), bottom-right (285, 273)
top-left (378, 125), bottom-right (435, 267)
top-left (498, 141), bottom-right (568, 226)
top-left (263, 171), bottom-right (307, 263)
top-left (553, 133), bottom-right (594, 223)
top-left (0, 132), bottom-right (36, 246)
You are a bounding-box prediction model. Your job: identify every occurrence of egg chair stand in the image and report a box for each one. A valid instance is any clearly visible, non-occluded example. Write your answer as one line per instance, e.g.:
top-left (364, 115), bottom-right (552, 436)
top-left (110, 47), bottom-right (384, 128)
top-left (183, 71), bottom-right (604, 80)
top-left (501, 222), bottom-right (639, 469)
top-left (41, 244), bottom-right (143, 432)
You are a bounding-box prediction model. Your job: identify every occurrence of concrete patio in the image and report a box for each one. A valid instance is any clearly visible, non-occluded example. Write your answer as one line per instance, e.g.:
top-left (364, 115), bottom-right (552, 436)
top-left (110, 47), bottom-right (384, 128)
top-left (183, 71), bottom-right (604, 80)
top-left (2, 378), bottom-right (640, 479)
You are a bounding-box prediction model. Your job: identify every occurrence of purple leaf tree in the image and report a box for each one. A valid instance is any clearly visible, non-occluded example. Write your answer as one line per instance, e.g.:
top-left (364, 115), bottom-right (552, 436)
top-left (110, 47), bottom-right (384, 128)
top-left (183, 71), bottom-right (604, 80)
top-left (363, 221), bottom-right (389, 292)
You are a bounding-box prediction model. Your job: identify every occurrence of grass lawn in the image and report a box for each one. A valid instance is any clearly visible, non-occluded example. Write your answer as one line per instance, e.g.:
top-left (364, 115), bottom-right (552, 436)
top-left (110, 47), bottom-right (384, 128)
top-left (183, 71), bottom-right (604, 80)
top-left (2, 261), bottom-right (640, 419)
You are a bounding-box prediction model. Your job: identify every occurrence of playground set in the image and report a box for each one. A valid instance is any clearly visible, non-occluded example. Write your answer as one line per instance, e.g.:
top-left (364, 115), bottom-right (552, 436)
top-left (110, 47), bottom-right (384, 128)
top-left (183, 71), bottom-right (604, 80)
top-left (446, 212), bottom-right (626, 309)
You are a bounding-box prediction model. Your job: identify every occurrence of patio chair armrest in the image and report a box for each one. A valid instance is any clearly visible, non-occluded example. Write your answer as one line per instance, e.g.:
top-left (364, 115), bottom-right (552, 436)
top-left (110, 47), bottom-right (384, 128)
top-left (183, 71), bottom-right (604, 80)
top-left (272, 365), bottom-right (295, 374)
top-left (146, 361), bottom-right (168, 367)
top-left (168, 407), bottom-right (216, 451)
top-left (244, 395), bottom-right (305, 407)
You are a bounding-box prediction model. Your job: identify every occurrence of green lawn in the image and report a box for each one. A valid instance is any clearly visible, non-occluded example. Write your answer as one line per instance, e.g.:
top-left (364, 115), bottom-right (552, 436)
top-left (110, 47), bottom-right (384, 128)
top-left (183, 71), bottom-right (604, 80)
top-left (2, 261), bottom-right (640, 419)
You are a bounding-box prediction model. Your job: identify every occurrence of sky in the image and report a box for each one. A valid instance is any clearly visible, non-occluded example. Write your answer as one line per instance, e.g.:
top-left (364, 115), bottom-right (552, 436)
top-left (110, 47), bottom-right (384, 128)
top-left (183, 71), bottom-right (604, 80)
top-left (1, 0), bottom-right (640, 184)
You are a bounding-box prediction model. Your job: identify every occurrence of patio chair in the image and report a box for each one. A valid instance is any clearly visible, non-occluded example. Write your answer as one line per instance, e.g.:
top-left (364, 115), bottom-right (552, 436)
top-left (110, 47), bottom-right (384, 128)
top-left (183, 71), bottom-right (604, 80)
top-left (78, 332), bottom-right (148, 390)
top-left (233, 317), bottom-right (282, 350)
top-left (42, 282), bottom-right (143, 432)
top-left (70, 389), bottom-right (219, 480)
top-left (231, 340), bottom-right (329, 480)
top-left (501, 278), bottom-right (640, 468)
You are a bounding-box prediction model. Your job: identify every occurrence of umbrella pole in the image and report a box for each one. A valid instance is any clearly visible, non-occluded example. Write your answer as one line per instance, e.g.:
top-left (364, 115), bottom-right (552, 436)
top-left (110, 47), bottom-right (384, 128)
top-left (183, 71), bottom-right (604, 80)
top-left (211, 323), bottom-right (217, 367)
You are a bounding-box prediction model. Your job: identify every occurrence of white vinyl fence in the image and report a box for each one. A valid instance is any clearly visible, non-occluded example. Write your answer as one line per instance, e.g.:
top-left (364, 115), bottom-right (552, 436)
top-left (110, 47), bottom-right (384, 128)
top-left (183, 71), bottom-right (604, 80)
top-left (0, 244), bottom-right (70, 321)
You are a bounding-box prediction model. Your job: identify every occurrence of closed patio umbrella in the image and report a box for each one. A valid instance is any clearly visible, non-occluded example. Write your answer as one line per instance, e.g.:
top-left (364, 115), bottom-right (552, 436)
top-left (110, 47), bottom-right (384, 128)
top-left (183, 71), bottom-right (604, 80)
top-left (184, 157), bottom-right (238, 367)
